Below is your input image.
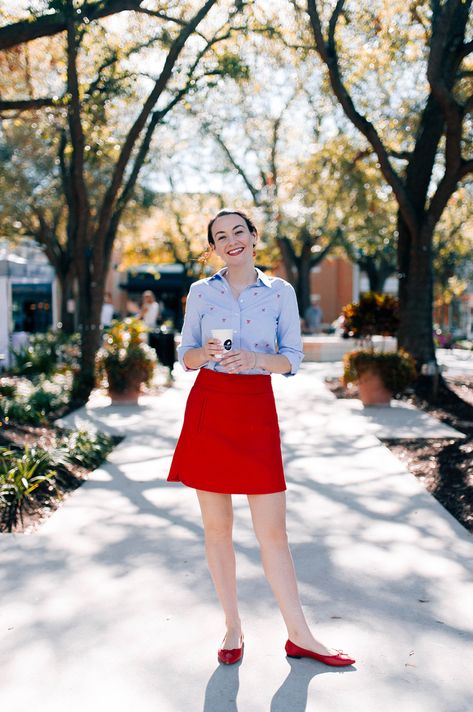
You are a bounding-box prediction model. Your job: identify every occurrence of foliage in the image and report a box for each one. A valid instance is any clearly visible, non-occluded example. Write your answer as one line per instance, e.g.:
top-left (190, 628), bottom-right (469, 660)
top-left (0, 427), bottom-right (116, 532)
top-left (11, 331), bottom-right (81, 378)
top-left (342, 293), bottom-right (400, 339)
top-left (341, 290), bottom-right (416, 394)
top-left (0, 381), bottom-right (16, 398)
top-left (0, 445), bottom-right (57, 532)
top-left (0, 373), bottom-right (73, 425)
top-left (342, 348), bottom-right (417, 395)
top-left (96, 317), bottom-right (157, 393)
top-left (58, 428), bottom-right (116, 470)
top-left (118, 190), bottom-right (224, 276)
top-left (301, 0), bottom-right (473, 366)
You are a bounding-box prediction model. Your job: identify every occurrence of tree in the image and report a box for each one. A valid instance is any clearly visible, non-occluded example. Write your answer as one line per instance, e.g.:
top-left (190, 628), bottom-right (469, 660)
top-left (432, 185), bottom-right (473, 324)
top-left (186, 34), bottom-right (345, 315)
top-left (0, 0), bottom-right (247, 403)
top-left (0, 1), bottom-right (146, 53)
top-left (299, 0), bottom-right (473, 371)
top-left (118, 185), bottom-right (224, 276)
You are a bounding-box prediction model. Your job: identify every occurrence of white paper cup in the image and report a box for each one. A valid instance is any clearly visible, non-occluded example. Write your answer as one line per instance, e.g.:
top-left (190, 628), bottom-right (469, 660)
top-left (211, 328), bottom-right (233, 356)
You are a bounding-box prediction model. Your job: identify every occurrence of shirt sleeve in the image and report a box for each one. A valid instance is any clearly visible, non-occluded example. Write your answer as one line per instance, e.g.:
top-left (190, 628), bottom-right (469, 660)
top-left (277, 283), bottom-right (304, 376)
top-left (177, 283), bottom-right (205, 371)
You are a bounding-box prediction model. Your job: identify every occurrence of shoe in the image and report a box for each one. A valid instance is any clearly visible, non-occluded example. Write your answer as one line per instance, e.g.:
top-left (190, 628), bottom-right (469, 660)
top-left (285, 640), bottom-right (355, 667)
top-left (218, 635), bottom-right (244, 665)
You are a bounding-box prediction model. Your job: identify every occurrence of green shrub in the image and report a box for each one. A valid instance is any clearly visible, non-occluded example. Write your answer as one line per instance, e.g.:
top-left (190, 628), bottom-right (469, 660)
top-left (0, 428), bottom-right (115, 532)
top-left (12, 331), bottom-right (81, 379)
top-left (58, 428), bottom-right (115, 469)
top-left (0, 446), bottom-right (57, 532)
top-left (96, 318), bottom-right (156, 393)
top-left (0, 381), bottom-right (16, 398)
top-left (343, 348), bottom-right (417, 395)
top-left (0, 373), bottom-right (72, 425)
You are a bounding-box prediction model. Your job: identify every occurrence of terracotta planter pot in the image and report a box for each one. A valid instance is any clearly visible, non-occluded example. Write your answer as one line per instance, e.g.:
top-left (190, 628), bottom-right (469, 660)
top-left (108, 385), bottom-right (141, 405)
top-left (357, 371), bottom-right (392, 406)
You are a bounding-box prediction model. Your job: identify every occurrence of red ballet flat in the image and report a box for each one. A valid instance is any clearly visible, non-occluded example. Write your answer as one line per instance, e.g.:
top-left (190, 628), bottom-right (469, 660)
top-left (285, 640), bottom-right (355, 667)
top-left (218, 635), bottom-right (244, 665)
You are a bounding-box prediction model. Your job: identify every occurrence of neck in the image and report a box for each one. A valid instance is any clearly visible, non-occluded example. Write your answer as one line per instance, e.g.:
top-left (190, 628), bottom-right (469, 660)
top-left (224, 263), bottom-right (256, 286)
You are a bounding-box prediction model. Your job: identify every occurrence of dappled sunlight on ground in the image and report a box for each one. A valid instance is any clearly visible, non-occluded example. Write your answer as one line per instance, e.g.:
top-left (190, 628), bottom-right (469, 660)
top-left (1, 365), bottom-right (472, 711)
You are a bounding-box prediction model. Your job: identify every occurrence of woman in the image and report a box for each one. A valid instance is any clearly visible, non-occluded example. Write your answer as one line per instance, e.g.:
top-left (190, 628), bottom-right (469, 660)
top-left (138, 290), bottom-right (160, 329)
top-left (167, 209), bottom-right (355, 668)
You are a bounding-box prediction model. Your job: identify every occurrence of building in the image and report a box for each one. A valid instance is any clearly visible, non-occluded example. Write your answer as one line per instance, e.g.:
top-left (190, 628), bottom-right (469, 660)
top-left (0, 240), bottom-right (58, 368)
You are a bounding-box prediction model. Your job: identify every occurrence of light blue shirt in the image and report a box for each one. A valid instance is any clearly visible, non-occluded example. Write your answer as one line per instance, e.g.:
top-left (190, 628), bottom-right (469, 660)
top-left (178, 267), bottom-right (304, 376)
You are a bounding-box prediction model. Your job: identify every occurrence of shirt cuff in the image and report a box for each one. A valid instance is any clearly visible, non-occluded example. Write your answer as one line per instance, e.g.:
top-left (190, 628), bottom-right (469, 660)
top-left (177, 345), bottom-right (204, 371)
top-left (279, 349), bottom-right (304, 377)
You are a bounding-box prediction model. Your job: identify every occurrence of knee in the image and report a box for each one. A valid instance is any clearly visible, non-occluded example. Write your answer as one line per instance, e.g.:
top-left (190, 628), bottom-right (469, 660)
top-left (203, 519), bottom-right (233, 544)
top-left (255, 526), bottom-right (288, 549)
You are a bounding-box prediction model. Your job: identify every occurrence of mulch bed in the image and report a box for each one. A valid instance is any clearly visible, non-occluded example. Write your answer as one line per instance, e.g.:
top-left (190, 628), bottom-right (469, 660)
top-left (325, 375), bottom-right (473, 534)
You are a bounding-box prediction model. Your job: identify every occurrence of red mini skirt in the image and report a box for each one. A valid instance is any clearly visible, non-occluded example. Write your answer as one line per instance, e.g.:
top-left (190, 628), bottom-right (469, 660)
top-left (167, 368), bottom-right (286, 494)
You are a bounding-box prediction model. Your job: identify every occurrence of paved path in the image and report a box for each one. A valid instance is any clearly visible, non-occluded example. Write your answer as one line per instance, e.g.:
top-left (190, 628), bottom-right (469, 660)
top-left (1, 365), bottom-right (472, 712)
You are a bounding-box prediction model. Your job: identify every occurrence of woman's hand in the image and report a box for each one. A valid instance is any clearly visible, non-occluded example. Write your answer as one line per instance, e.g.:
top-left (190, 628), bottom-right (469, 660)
top-left (220, 349), bottom-right (257, 373)
top-left (202, 337), bottom-right (224, 362)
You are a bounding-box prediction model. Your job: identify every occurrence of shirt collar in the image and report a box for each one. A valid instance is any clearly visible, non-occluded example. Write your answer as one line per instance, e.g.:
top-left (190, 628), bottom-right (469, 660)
top-left (208, 267), bottom-right (272, 288)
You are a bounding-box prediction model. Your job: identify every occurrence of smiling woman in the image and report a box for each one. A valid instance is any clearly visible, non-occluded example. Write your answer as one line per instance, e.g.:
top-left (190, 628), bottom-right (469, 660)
top-left (166, 208), bottom-right (356, 669)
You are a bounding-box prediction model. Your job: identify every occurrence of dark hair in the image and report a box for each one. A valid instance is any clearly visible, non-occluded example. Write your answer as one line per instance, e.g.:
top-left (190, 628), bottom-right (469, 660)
top-left (207, 209), bottom-right (257, 246)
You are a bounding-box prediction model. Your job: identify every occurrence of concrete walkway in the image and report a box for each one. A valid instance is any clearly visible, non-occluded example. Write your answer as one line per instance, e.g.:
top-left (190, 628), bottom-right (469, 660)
top-left (1, 364), bottom-right (472, 712)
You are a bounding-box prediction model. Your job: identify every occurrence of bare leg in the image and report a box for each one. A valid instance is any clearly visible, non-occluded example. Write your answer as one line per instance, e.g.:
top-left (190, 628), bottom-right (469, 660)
top-left (196, 490), bottom-right (242, 649)
top-left (247, 492), bottom-right (334, 655)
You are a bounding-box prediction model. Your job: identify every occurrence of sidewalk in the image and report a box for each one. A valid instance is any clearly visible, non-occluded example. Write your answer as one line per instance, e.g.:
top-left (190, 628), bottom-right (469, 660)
top-left (0, 364), bottom-right (472, 712)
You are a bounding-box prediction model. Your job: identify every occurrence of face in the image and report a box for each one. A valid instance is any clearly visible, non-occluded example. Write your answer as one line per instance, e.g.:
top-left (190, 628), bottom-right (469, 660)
top-left (211, 214), bottom-right (256, 266)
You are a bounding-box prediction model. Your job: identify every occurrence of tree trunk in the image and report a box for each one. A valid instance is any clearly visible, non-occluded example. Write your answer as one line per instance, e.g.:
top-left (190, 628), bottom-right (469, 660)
top-left (360, 258), bottom-right (383, 293)
top-left (276, 236), bottom-right (297, 289)
top-left (298, 241), bottom-right (312, 316)
top-left (397, 212), bottom-right (436, 366)
top-left (57, 271), bottom-right (76, 334)
top-left (71, 252), bottom-right (105, 405)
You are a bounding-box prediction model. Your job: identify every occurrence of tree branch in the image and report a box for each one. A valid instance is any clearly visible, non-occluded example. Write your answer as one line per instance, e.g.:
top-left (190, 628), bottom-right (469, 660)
top-left (306, 0), bottom-right (419, 237)
top-left (0, 96), bottom-right (63, 111)
top-left (211, 129), bottom-right (261, 204)
top-left (426, 0), bottom-right (471, 223)
top-left (388, 149), bottom-right (413, 161)
top-left (459, 38), bottom-right (473, 60)
top-left (134, 9), bottom-right (189, 27)
top-left (65, 2), bottom-right (90, 246)
top-left (94, 0), bottom-right (218, 246)
top-left (277, 236), bottom-right (298, 269)
top-left (309, 229), bottom-right (339, 268)
top-left (0, 0), bottom-right (145, 51)
top-left (463, 93), bottom-right (473, 116)
top-left (104, 5), bottom-right (245, 261)
top-left (426, 0), bottom-right (465, 120)
top-left (58, 128), bottom-right (73, 211)
top-left (458, 158), bottom-right (473, 180)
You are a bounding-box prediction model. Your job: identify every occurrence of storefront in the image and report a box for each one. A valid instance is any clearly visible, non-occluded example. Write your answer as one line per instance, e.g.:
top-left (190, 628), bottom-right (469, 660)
top-left (0, 241), bottom-right (57, 369)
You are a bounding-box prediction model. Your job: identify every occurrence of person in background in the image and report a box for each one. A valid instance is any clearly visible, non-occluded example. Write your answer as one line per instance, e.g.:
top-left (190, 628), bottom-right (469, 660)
top-left (100, 292), bottom-right (115, 328)
top-left (138, 290), bottom-right (160, 330)
top-left (304, 295), bottom-right (323, 334)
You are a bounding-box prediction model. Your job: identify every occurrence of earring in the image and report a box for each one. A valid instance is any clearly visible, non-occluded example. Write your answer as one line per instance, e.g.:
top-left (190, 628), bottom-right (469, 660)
top-left (252, 244), bottom-right (256, 257)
